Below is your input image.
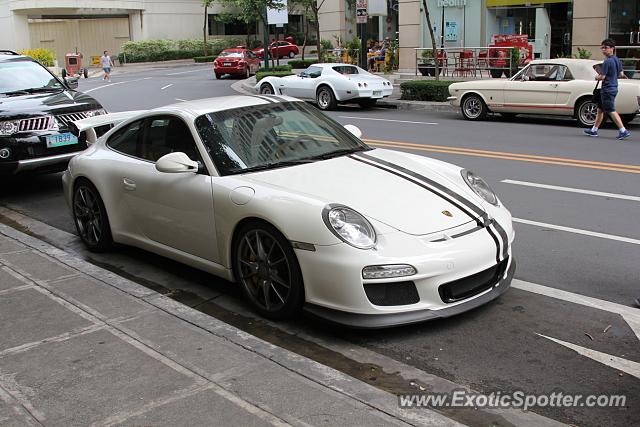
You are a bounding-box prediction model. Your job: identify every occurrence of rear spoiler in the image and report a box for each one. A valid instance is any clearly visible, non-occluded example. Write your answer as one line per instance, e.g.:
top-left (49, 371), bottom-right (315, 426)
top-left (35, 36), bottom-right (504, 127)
top-left (69, 111), bottom-right (145, 144)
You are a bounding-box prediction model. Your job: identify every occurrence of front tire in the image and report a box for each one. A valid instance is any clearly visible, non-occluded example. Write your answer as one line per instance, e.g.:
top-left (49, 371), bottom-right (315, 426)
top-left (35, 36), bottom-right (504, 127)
top-left (83, 68), bottom-right (89, 79)
top-left (72, 180), bottom-right (113, 252)
top-left (576, 97), bottom-right (598, 127)
top-left (461, 94), bottom-right (488, 121)
top-left (232, 221), bottom-right (304, 320)
top-left (316, 86), bottom-right (337, 110)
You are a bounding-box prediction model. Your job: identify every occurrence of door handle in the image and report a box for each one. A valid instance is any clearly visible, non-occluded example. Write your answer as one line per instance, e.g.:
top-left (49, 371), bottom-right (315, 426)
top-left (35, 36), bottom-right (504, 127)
top-left (123, 178), bottom-right (136, 191)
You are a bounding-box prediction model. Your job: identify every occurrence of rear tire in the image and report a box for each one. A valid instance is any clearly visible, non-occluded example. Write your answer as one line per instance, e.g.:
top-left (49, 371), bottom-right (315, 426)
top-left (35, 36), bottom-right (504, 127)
top-left (61, 68), bottom-right (67, 78)
top-left (83, 68), bottom-right (88, 79)
top-left (316, 86), bottom-right (337, 110)
top-left (244, 67), bottom-right (250, 79)
top-left (215, 72), bottom-right (221, 79)
top-left (575, 97), bottom-right (598, 127)
top-left (461, 94), bottom-right (488, 121)
top-left (232, 221), bottom-right (304, 320)
top-left (288, 51), bottom-right (295, 59)
top-left (259, 83), bottom-right (275, 94)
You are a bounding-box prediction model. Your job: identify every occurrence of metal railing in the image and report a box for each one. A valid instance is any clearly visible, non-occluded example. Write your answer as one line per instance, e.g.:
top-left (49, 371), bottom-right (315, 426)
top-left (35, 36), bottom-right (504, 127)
top-left (414, 46), bottom-right (523, 79)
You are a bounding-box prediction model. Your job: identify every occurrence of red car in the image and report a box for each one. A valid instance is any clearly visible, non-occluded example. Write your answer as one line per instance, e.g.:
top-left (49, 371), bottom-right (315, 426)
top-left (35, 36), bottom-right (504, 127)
top-left (213, 47), bottom-right (261, 79)
top-left (252, 41), bottom-right (299, 59)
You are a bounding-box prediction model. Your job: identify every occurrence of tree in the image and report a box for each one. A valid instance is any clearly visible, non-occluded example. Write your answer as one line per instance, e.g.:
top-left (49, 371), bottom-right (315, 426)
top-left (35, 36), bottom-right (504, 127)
top-left (290, 0), bottom-right (325, 61)
top-left (421, 0), bottom-right (439, 80)
top-left (203, 0), bottom-right (214, 56)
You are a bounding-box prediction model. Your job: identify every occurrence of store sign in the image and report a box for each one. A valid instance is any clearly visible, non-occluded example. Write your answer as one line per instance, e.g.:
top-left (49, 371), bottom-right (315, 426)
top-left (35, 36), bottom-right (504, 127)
top-left (368, 0), bottom-right (387, 16)
top-left (445, 21), bottom-right (458, 41)
top-left (267, 0), bottom-right (288, 25)
top-left (437, 0), bottom-right (467, 7)
top-left (356, 0), bottom-right (368, 23)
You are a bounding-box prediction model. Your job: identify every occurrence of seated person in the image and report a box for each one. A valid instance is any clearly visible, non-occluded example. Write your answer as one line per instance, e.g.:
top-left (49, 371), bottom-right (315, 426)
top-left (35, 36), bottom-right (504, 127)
top-left (368, 45), bottom-right (386, 70)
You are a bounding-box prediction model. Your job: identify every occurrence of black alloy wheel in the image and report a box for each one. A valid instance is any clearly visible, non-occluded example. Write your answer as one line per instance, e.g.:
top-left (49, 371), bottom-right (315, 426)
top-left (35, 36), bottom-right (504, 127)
top-left (233, 222), bottom-right (304, 319)
top-left (72, 180), bottom-right (113, 252)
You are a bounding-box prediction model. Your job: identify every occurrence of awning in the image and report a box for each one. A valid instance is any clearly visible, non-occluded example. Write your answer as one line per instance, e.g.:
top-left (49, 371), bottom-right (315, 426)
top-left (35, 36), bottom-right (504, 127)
top-left (486, 0), bottom-right (571, 7)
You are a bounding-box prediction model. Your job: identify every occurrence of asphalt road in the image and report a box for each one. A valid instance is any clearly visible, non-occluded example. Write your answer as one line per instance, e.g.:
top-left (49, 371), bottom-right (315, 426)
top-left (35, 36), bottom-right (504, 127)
top-left (1, 64), bottom-right (638, 426)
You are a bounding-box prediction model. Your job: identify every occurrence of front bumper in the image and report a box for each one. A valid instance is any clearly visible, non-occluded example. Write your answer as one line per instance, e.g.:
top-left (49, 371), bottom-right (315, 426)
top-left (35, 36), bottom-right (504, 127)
top-left (305, 259), bottom-right (515, 328)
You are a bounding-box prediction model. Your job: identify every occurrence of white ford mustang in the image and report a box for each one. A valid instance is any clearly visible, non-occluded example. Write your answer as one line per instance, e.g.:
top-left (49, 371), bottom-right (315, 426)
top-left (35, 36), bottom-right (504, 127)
top-left (448, 59), bottom-right (640, 127)
top-left (255, 63), bottom-right (393, 110)
top-left (63, 95), bottom-right (514, 328)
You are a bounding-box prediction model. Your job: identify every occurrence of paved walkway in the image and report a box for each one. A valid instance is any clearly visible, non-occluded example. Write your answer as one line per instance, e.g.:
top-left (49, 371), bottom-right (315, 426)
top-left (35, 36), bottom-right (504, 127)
top-left (0, 224), bottom-right (460, 426)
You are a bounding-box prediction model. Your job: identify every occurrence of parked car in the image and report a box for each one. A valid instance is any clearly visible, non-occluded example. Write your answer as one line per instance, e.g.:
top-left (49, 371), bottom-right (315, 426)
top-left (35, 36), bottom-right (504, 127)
top-left (213, 47), bottom-right (261, 80)
top-left (256, 63), bottom-right (393, 110)
top-left (0, 50), bottom-right (106, 175)
top-left (448, 58), bottom-right (640, 127)
top-left (63, 95), bottom-right (515, 327)
top-left (252, 41), bottom-right (299, 59)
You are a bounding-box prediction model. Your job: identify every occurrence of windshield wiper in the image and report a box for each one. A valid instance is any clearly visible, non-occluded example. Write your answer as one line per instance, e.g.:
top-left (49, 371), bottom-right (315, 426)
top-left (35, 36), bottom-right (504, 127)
top-left (311, 147), bottom-right (368, 160)
top-left (2, 90), bottom-right (31, 96)
top-left (229, 159), bottom-right (316, 175)
top-left (24, 87), bottom-right (63, 93)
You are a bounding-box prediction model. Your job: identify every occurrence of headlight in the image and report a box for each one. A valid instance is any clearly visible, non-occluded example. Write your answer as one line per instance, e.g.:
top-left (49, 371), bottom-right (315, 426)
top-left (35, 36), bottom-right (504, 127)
top-left (0, 120), bottom-right (20, 136)
top-left (85, 109), bottom-right (107, 118)
top-left (322, 204), bottom-right (377, 249)
top-left (461, 169), bottom-right (499, 206)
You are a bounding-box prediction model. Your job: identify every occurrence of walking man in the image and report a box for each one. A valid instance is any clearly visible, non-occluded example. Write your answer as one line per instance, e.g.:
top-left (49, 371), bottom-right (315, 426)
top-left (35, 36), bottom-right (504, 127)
top-left (583, 39), bottom-right (631, 140)
top-left (101, 50), bottom-right (114, 82)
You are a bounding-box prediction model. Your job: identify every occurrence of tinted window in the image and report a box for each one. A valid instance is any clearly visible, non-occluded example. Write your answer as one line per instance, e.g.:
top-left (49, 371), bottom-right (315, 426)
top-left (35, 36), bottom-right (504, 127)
top-left (143, 116), bottom-right (201, 162)
top-left (332, 66), bottom-right (358, 75)
top-left (107, 120), bottom-right (144, 158)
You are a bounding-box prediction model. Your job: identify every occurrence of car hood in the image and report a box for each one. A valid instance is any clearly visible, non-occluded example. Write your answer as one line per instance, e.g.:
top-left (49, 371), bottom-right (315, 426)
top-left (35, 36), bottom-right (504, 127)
top-left (245, 149), bottom-right (485, 235)
top-left (0, 90), bottom-right (102, 119)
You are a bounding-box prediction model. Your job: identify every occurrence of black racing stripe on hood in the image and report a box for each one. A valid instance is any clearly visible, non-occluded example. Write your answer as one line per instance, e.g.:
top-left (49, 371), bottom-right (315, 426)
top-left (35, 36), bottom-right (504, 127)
top-left (492, 221), bottom-right (509, 260)
top-left (355, 151), bottom-right (485, 217)
top-left (485, 226), bottom-right (502, 263)
top-left (251, 95), bottom-right (276, 103)
top-left (348, 154), bottom-right (477, 222)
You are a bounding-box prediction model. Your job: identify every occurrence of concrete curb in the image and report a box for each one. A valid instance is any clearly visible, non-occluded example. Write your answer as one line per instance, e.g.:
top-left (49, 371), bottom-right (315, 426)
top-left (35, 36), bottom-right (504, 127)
top-left (234, 77), bottom-right (458, 112)
top-left (0, 223), bottom-right (462, 426)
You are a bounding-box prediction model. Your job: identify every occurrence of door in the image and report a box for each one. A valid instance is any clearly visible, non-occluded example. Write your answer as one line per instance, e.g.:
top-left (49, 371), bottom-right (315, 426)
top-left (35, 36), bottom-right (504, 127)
top-left (502, 64), bottom-right (561, 114)
top-left (106, 115), bottom-right (218, 262)
top-left (281, 66), bottom-right (323, 99)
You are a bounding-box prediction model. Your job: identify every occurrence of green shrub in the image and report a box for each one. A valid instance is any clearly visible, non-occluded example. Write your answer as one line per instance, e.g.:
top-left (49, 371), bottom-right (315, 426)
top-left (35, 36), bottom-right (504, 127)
top-left (119, 38), bottom-right (244, 63)
top-left (400, 80), bottom-right (457, 102)
top-left (194, 56), bottom-right (216, 62)
top-left (258, 65), bottom-right (292, 72)
top-left (288, 59), bottom-right (317, 69)
top-left (19, 48), bottom-right (56, 67)
top-left (255, 70), bottom-right (295, 82)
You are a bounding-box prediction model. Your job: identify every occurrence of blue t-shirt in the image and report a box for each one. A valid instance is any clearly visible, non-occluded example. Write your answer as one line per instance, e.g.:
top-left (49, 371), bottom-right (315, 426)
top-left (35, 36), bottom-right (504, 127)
top-left (601, 55), bottom-right (622, 92)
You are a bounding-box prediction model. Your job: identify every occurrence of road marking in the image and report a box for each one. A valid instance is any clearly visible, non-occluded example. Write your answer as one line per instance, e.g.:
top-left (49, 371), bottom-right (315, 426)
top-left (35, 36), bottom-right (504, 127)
top-left (339, 116), bottom-right (438, 125)
top-left (502, 179), bottom-right (640, 202)
top-left (84, 77), bottom-right (152, 93)
top-left (365, 139), bottom-right (640, 174)
top-left (513, 279), bottom-right (640, 342)
top-left (160, 84), bottom-right (173, 90)
top-left (166, 68), bottom-right (210, 75)
top-left (537, 334), bottom-right (640, 380)
top-left (513, 218), bottom-right (640, 245)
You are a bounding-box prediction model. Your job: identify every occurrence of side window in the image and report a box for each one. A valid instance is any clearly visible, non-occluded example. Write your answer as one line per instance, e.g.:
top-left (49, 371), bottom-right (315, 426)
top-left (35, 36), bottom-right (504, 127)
top-left (557, 66), bottom-right (573, 81)
top-left (303, 66), bottom-right (322, 78)
top-left (142, 116), bottom-right (202, 163)
top-left (107, 120), bottom-right (144, 158)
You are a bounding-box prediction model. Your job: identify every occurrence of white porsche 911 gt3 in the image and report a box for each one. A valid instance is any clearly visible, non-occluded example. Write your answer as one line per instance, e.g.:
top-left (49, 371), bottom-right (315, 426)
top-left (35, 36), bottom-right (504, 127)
top-left (63, 95), bottom-right (514, 328)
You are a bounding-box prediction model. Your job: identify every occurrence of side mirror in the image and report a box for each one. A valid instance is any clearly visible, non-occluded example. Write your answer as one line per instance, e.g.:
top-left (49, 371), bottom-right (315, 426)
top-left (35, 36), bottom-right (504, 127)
top-left (344, 124), bottom-right (362, 139)
top-left (65, 76), bottom-right (79, 89)
top-left (155, 152), bottom-right (199, 173)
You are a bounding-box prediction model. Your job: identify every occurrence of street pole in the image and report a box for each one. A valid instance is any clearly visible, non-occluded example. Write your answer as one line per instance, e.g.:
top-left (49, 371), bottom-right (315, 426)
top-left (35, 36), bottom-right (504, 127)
top-left (441, 7), bottom-right (445, 49)
top-left (263, 9), bottom-right (270, 70)
top-left (359, 22), bottom-right (367, 69)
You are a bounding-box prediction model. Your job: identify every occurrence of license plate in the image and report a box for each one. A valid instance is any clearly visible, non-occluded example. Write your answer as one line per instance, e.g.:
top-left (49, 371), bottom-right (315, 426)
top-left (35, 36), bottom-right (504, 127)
top-left (373, 90), bottom-right (382, 97)
top-left (46, 133), bottom-right (78, 148)
top-left (223, 62), bottom-right (231, 66)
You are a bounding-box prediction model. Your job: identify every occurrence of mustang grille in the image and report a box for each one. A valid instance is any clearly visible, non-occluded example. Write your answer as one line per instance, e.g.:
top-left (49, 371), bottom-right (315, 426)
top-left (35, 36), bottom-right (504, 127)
top-left (56, 112), bottom-right (89, 128)
top-left (18, 116), bottom-right (53, 132)
top-left (363, 281), bottom-right (420, 306)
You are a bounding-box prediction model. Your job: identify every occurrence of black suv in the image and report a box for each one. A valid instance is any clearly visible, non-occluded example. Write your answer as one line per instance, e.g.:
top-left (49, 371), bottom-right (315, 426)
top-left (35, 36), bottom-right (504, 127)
top-left (0, 50), bottom-right (105, 175)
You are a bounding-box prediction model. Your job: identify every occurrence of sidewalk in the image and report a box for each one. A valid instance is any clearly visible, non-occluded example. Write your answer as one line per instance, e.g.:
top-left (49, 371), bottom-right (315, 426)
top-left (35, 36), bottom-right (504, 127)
top-left (0, 224), bottom-right (460, 426)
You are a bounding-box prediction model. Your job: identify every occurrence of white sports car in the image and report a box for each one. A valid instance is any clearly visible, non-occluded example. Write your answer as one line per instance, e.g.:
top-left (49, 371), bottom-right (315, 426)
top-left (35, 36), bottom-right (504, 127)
top-left (255, 63), bottom-right (393, 110)
top-left (63, 95), bottom-right (514, 328)
top-left (448, 59), bottom-right (640, 127)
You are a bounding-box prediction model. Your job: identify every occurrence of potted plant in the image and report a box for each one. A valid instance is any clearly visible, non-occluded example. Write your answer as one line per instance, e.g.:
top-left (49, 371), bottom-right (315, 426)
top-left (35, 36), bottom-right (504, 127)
top-left (505, 47), bottom-right (520, 78)
top-left (622, 59), bottom-right (637, 79)
top-left (418, 49), bottom-right (436, 76)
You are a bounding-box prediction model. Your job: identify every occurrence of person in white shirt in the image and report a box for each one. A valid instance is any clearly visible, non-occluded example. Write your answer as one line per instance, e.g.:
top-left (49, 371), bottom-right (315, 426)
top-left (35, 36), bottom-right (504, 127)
top-left (100, 51), bottom-right (114, 81)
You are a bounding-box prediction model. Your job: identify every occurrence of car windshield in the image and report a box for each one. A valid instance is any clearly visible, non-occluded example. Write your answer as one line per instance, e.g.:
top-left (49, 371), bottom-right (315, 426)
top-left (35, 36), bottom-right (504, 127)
top-left (218, 52), bottom-right (243, 58)
top-left (195, 101), bottom-right (370, 175)
top-left (0, 60), bottom-right (63, 94)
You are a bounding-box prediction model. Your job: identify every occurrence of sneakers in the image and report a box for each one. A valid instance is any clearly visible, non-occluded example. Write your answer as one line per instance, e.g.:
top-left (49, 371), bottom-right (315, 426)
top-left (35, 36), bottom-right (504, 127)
top-left (617, 129), bottom-right (632, 140)
top-left (583, 129), bottom-right (598, 137)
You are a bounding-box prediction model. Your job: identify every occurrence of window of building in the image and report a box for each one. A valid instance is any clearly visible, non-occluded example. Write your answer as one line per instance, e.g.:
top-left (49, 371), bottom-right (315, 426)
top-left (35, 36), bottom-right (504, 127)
top-left (208, 15), bottom-right (250, 36)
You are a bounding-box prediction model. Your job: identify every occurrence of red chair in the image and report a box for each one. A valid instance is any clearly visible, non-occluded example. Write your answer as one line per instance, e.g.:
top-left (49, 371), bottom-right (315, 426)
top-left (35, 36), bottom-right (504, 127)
top-left (436, 51), bottom-right (448, 76)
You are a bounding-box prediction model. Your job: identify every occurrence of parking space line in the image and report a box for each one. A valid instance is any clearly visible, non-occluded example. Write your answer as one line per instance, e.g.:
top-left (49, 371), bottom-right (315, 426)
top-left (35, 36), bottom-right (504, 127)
top-left (340, 116), bottom-right (438, 125)
top-left (166, 68), bottom-right (210, 75)
top-left (513, 218), bottom-right (640, 245)
top-left (84, 77), bottom-right (152, 93)
top-left (502, 180), bottom-right (640, 202)
top-left (161, 84), bottom-right (173, 90)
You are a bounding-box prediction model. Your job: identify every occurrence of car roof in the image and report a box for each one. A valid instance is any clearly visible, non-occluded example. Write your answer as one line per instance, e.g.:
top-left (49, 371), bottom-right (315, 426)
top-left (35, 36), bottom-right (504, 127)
top-left (0, 50), bottom-right (30, 61)
top-left (528, 58), bottom-right (600, 80)
top-left (155, 95), bottom-right (303, 116)
top-left (221, 48), bottom-right (246, 53)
